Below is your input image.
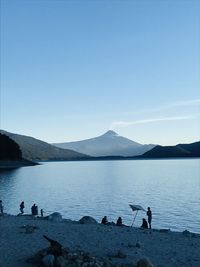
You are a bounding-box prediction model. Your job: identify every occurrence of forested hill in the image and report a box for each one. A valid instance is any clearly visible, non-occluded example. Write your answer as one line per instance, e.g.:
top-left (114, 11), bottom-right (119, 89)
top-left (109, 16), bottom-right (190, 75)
top-left (0, 133), bottom-right (22, 160)
top-left (139, 141), bottom-right (200, 158)
top-left (0, 130), bottom-right (89, 161)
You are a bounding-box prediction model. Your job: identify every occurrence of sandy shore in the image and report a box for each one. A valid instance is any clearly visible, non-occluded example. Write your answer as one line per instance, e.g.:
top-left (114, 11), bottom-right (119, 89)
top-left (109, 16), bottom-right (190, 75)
top-left (0, 214), bottom-right (199, 267)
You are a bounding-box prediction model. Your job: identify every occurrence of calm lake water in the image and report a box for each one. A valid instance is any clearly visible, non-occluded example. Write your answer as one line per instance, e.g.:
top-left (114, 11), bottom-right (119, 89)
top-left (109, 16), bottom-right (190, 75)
top-left (0, 159), bottom-right (200, 233)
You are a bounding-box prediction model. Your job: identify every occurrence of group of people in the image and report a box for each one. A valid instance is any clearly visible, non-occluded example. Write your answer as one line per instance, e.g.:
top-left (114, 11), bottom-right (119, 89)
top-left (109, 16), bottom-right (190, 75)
top-left (1, 199), bottom-right (152, 229)
top-left (101, 207), bottom-right (152, 229)
top-left (101, 216), bottom-right (123, 226)
top-left (21, 201), bottom-right (44, 217)
top-left (0, 200), bottom-right (44, 217)
top-left (141, 207), bottom-right (152, 229)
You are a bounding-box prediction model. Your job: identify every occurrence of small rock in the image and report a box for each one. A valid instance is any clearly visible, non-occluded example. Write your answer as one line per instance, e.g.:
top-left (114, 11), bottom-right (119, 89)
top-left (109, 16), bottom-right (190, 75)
top-left (136, 242), bottom-right (141, 248)
top-left (24, 225), bottom-right (35, 234)
top-left (191, 233), bottom-right (199, 238)
top-left (159, 229), bottom-right (170, 233)
top-left (55, 256), bottom-right (69, 267)
top-left (48, 212), bottom-right (62, 222)
top-left (117, 250), bottom-right (127, 259)
top-left (20, 224), bottom-right (39, 234)
top-left (182, 230), bottom-right (191, 236)
top-left (137, 258), bottom-right (154, 267)
top-left (128, 243), bottom-right (134, 248)
top-left (42, 254), bottom-right (55, 267)
top-left (26, 248), bottom-right (48, 264)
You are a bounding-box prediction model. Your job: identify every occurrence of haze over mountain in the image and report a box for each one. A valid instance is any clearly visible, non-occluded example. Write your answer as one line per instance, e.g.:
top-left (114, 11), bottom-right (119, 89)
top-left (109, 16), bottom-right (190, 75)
top-left (53, 130), bottom-right (155, 157)
top-left (0, 130), bottom-right (89, 161)
top-left (139, 141), bottom-right (200, 158)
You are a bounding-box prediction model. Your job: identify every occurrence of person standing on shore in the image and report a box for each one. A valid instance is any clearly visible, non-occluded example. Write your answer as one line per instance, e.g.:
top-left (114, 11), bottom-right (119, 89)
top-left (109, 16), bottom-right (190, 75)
top-left (31, 204), bottom-right (38, 216)
top-left (20, 201), bottom-right (25, 214)
top-left (0, 200), bottom-right (4, 214)
top-left (35, 205), bottom-right (38, 216)
top-left (147, 207), bottom-right (152, 229)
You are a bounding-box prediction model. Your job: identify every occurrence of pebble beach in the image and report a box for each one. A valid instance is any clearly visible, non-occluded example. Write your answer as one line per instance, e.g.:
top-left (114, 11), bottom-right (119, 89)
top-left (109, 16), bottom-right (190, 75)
top-left (0, 214), bottom-right (200, 267)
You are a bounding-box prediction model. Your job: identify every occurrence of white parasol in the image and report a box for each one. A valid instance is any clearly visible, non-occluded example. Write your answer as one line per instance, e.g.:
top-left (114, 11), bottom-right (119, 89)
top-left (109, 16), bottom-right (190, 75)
top-left (129, 204), bottom-right (145, 226)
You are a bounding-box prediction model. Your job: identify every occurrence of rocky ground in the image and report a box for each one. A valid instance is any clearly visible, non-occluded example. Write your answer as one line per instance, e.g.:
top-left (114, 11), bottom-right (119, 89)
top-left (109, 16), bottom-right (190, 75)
top-left (0, 214), bottom-right (199, 267)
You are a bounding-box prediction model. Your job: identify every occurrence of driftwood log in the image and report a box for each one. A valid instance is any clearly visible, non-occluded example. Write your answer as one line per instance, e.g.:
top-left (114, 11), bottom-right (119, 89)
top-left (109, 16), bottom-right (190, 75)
top-left (43, 235), bottom-right (63, 256)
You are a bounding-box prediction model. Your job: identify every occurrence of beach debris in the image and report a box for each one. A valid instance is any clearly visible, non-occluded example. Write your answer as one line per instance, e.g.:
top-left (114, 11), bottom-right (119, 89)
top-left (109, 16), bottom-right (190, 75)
top-left (106, 250), bottom-right (127, 260)
top-left (28, 234), bottom-right (132, 267)
top-left (42, 254), bottom-right (55, 267)
top-left (26, 248), bottom-right (49, 265)
top-left (43, 235), bottom-right (63, 256)
top-left (136, 258), bottom-right (154, 267)
top-left (55, 255), bottom-right (68, 267)
top-left (20, 224), bottom-right (39, 234)
top-left (79, 216), bottom-right (98, 224)
top-left (28, 246), bottom-right (116, 267)
top-left (48, 212), bottom-right (63, 222)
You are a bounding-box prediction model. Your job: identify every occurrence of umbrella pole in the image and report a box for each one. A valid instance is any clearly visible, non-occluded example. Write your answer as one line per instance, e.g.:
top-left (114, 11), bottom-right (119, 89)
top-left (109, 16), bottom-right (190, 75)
top-left (131, 210), bottom-right (138, 227)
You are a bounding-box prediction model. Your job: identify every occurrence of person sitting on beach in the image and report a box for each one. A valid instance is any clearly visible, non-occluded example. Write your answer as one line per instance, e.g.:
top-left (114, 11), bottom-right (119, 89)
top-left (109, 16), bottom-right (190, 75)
top-left (20, 201), bottom-right (25, 214)
top-left (0, 200), bottom-right (4, 214)
top-left (147, 207), bottom-right (152, 229)
top-left (141, 218), bottom-right (148, 229)
top-left (116, 216), bottom-right (123, 226)
top-left (101, 216), bottom-right (108, 225)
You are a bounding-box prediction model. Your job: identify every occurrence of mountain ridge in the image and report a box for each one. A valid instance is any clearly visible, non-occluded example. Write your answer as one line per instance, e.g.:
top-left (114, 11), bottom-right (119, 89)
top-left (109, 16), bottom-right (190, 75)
top-left (1, 129), bottom-right (199, 161)
top-left (0, 130), bottom-right (89, 161)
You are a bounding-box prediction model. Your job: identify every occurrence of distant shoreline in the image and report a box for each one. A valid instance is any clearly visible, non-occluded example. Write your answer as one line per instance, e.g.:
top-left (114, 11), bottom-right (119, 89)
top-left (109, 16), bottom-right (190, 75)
top-left (37, 156), bottom-right (200, 162)
top-left (0, 160), bottom-right (38, 169)
top-left (1, 157), bottom-right (199, 170)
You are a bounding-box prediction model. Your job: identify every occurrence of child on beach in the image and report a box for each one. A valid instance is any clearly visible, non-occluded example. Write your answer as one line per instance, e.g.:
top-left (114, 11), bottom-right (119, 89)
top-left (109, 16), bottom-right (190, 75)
top-left (40, 209), bottom-right (44, 217)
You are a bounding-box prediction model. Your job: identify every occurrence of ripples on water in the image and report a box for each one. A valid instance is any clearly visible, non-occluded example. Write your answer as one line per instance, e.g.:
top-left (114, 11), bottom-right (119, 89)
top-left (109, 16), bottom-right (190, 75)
top-left (0, 159), bottom-right (200, 233)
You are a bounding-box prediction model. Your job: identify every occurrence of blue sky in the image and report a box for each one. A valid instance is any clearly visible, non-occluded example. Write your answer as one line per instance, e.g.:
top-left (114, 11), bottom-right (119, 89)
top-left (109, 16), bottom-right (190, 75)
top-left (1, 0), bottom-right (200, 145)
